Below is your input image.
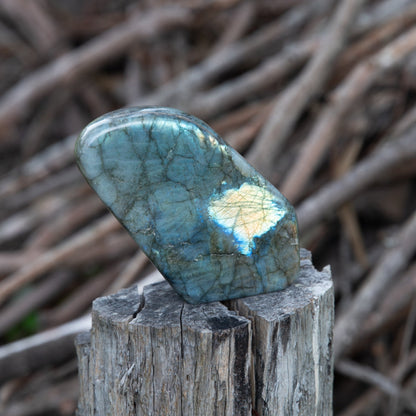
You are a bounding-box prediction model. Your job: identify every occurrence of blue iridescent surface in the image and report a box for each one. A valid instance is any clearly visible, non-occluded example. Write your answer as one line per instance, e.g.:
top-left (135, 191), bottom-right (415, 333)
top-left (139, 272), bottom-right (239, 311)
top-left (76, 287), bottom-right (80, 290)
top-left (75, 107), bottom-right (299, 303)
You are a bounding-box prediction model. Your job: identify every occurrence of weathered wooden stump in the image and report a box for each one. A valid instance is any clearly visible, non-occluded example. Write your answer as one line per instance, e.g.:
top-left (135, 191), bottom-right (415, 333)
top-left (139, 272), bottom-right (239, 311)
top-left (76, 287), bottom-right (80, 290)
top-left (76, 249), bottom-right (333, 416)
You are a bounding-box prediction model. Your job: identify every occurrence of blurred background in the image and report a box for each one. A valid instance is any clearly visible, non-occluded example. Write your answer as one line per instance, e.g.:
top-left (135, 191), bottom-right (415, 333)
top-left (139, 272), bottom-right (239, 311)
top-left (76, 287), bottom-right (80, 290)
top-left (0, 0), bottom-right (416, 415)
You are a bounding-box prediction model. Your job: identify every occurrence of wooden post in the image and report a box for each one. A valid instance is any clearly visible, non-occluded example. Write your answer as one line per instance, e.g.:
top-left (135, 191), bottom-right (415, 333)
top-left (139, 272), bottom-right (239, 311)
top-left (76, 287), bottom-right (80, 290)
top-left (76, 249), bottom-right (333, 416)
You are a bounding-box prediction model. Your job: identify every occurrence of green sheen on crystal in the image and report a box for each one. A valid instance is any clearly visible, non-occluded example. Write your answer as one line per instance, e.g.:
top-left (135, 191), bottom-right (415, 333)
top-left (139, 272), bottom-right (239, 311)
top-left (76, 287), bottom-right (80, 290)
top-left (75, 107), bottom-right (299, 303)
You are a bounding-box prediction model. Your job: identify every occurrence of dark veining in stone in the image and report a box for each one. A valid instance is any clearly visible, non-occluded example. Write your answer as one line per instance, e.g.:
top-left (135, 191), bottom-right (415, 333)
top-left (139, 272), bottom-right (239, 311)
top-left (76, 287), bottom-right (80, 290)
top-left (75, 107), bottom-right (299, 303)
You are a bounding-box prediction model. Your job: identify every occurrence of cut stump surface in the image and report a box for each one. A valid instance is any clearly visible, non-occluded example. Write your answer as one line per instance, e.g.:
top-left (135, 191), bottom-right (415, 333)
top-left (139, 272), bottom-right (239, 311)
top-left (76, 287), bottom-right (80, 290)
top-left (76, 249), bottom-right (333, 416)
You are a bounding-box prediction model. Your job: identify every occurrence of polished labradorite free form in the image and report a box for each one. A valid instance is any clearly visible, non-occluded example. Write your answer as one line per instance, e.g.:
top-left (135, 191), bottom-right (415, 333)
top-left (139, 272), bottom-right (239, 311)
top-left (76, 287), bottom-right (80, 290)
top-left (75, 107), bottom-right (299, 303)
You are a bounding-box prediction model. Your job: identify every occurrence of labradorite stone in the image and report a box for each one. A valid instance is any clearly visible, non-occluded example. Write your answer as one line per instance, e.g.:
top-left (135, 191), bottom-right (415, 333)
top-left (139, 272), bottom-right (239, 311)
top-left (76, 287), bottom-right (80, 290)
top-left (75, 107), bottom-right (299, 303)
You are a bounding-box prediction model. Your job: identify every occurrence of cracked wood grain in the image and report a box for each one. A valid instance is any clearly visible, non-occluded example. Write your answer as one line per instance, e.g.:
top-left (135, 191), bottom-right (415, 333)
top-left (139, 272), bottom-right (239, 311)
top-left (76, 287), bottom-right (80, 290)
top-left (76, 249), bottom-right (333, 415)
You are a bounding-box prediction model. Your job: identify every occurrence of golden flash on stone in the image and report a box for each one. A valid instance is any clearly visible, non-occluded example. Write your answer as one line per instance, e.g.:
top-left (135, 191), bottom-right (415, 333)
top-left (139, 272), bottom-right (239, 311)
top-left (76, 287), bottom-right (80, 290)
top-left (208, 183), bottom-right (286, 255)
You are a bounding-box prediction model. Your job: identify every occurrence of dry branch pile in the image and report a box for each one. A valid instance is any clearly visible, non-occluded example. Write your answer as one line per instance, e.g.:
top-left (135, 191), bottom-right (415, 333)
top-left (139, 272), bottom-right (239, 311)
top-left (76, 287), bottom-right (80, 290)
top-left (0, 1), bottom-right (416, 415)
